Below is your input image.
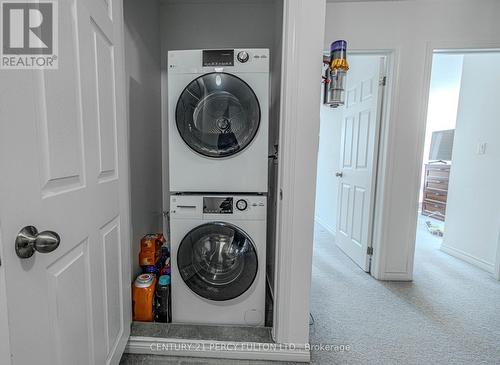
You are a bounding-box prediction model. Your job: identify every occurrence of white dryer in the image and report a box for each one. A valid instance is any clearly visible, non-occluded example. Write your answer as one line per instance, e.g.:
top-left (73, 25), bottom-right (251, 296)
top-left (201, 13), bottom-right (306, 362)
top-left (168, 49), bottom-right (269, 193)
top-left (170, 194), bottom-right (266, 326)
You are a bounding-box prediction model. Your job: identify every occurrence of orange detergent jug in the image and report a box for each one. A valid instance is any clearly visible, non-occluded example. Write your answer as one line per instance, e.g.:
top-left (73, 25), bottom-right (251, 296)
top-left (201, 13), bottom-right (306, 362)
top-left (132, 273), bottom-right (157, 321)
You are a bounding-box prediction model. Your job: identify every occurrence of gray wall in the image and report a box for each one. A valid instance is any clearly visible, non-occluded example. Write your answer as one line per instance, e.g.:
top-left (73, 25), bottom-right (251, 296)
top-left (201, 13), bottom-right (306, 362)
top-left (160, 0), bottom-right (283, 302)
top-left (124, 0), bottom-right (163, 277)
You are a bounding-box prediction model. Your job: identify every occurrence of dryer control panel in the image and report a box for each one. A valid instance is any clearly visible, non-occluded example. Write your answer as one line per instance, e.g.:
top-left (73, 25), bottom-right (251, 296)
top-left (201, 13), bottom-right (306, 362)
top-left (202, 50), bottom-right (234, 67)
top-left (168, 49), bottom-right (269, 74)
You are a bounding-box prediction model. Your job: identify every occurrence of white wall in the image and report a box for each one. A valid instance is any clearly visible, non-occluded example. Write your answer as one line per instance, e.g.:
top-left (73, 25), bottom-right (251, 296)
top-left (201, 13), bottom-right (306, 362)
top-left (315, 105), bottom-right (342, 234)
top-left (273, 0), bottom-right (326, 346)
top-left (325, 0), bottom-right (500, 280)
top-left (124, 0), bottom-right (163, 277)
top-left (442, 53), bottom-right (500, 273)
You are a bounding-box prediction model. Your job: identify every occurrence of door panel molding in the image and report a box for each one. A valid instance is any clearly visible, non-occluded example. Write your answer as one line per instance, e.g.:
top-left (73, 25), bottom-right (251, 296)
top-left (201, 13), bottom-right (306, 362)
top-left (100, 216), bottom-right (124, 361)
top-left (46, 239), bottom-right (93, 365)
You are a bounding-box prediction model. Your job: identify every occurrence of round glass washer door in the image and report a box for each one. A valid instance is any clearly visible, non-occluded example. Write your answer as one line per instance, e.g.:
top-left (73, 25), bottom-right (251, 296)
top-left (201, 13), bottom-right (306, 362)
top-left (175, 72), bottom-right (261, 158)
top-left (177, 222), bottom-right (258, 301)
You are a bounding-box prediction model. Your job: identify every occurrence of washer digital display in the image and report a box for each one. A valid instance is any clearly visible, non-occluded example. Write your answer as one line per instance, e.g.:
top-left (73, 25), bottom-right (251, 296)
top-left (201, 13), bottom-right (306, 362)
top-left (203, 197), bottom-right (233, 214)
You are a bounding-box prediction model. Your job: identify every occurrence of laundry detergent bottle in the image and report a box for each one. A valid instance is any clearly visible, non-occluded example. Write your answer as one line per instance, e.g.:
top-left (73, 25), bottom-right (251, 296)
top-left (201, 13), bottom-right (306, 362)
top-left (132, 273), bottom-right (157, 321)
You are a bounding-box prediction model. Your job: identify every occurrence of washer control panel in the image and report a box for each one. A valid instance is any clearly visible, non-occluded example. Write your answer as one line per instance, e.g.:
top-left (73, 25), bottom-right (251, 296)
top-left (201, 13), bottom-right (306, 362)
top-left (171, 195), bottom-right (266, 220)
top-left (203, 197), bottom-right (233, 214)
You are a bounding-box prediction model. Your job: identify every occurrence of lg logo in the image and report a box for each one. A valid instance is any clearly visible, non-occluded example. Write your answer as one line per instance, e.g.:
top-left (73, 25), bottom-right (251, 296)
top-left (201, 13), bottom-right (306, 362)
top-left (1, 1), bottom-right (58, 69)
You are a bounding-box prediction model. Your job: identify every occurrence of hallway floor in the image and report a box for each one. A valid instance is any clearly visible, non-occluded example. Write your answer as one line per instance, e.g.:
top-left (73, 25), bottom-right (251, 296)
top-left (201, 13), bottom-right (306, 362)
top-left (308, 216), bottom-right (499, 364)
top-left (120, 216), bottom-right (500, 364)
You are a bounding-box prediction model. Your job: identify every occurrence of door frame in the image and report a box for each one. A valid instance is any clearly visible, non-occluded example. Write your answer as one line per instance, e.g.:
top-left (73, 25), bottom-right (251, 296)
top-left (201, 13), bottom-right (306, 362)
top-left (270, 0), bottom-right (326, 348)
top-left (128, 0), bottom-right (326, 361)
top-left (408, 40), bottom-right (500, 280)
top-left (112, 0), bottom-right (134, 361)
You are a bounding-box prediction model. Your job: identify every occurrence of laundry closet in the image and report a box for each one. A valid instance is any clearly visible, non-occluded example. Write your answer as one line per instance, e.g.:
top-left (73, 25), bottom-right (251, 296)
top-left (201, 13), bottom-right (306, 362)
top-left (124, 0), bottom-right (283, 340)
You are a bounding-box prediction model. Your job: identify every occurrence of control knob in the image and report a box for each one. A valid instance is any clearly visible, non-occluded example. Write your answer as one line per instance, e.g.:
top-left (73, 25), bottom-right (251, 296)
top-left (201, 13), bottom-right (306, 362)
top-left (237, 51), bottom-right (249, 63)
top-left (236, 199), bottom-right (248, 211)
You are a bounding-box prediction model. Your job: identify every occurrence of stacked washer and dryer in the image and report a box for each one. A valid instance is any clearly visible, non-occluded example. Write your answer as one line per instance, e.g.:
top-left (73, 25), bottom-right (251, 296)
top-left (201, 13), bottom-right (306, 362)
top-left (168, 49), bottom-right (270, 326)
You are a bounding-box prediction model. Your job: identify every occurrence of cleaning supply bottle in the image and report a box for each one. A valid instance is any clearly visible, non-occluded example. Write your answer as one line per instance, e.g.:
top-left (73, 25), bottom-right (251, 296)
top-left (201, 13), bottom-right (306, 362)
top-left (155, 275), bottom-right (171, 323)
top-left (132, 273), bottom-right (157, 322)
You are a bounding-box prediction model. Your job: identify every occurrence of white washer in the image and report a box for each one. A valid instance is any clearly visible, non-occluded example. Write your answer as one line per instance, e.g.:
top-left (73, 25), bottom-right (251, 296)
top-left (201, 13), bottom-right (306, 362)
top-left (170, 194), bottom-right (266, 326)
top-left (168, 49), bottom-right (269, 193)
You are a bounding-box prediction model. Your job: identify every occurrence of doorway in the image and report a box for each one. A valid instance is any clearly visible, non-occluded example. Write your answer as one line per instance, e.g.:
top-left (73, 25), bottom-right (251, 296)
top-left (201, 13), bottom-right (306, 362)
top-left (314, 53), bottom-right (387, 273)
top-left (414, 50), bottom-right (500, 277)
top-left (124, 0), bottom-right (287, 359)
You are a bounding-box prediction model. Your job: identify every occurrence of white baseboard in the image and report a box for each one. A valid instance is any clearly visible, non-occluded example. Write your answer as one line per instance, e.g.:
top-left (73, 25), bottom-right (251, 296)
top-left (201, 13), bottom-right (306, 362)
top-left (440, 244), bottom-right (495, 273)
top-left (373, 271), bottom-right (413, 281)
top-left (125, 336), bottom-right (310, 363)
top-left (314, 216), bottom-right (336, 238)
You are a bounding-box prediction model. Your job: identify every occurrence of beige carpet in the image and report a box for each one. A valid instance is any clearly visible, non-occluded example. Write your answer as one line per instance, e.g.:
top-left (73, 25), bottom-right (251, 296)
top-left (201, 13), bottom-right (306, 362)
top-left (308, 216), bottom-right (500, 364)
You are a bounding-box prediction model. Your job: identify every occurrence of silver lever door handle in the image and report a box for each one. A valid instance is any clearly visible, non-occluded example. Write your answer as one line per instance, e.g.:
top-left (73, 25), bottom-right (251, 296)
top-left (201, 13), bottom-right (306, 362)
top-left (335, 172), bottom-right (343, 177)
top-left (15, 226), bottom-right (60, 259)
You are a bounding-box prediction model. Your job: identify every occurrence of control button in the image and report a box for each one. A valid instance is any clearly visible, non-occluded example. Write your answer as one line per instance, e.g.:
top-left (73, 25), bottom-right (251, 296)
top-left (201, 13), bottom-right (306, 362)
top-left (236, 199), bottom-right (248, 211)
top-left (237, 51), bottom-right (250, 63)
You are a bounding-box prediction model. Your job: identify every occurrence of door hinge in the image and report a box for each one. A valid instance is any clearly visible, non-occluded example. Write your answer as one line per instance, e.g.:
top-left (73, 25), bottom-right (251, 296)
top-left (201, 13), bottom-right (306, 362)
top-left (379, 76), bottom-right (387, 86)
top-left (279, 189), bottom-right (283, 200)
top-left (367, 246), bottom-right (374, 255)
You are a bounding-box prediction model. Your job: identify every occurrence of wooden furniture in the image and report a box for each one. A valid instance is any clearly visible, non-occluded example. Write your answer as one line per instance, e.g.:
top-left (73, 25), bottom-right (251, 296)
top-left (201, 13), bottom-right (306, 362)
top-left (421, 164), bottom-right (451, 221)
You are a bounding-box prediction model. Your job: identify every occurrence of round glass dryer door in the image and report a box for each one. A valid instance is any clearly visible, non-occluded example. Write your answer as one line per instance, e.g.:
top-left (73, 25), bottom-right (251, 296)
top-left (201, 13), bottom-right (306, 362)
top-left (177, 222), bottom-right (258, 301)
top-left (176, 72), bottom-right (261, 158)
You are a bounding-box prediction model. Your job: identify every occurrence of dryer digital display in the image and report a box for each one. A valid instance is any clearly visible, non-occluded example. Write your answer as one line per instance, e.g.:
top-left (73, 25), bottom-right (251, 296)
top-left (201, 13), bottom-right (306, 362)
top-left (202, 50), bottom-right (234, 67)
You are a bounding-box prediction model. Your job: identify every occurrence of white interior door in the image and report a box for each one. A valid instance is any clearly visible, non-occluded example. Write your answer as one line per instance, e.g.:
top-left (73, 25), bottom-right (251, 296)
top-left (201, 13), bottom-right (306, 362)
top-left (0, 0), bottom-right (131, 364)
top-left (335, 55), bottom-right (385, 272)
